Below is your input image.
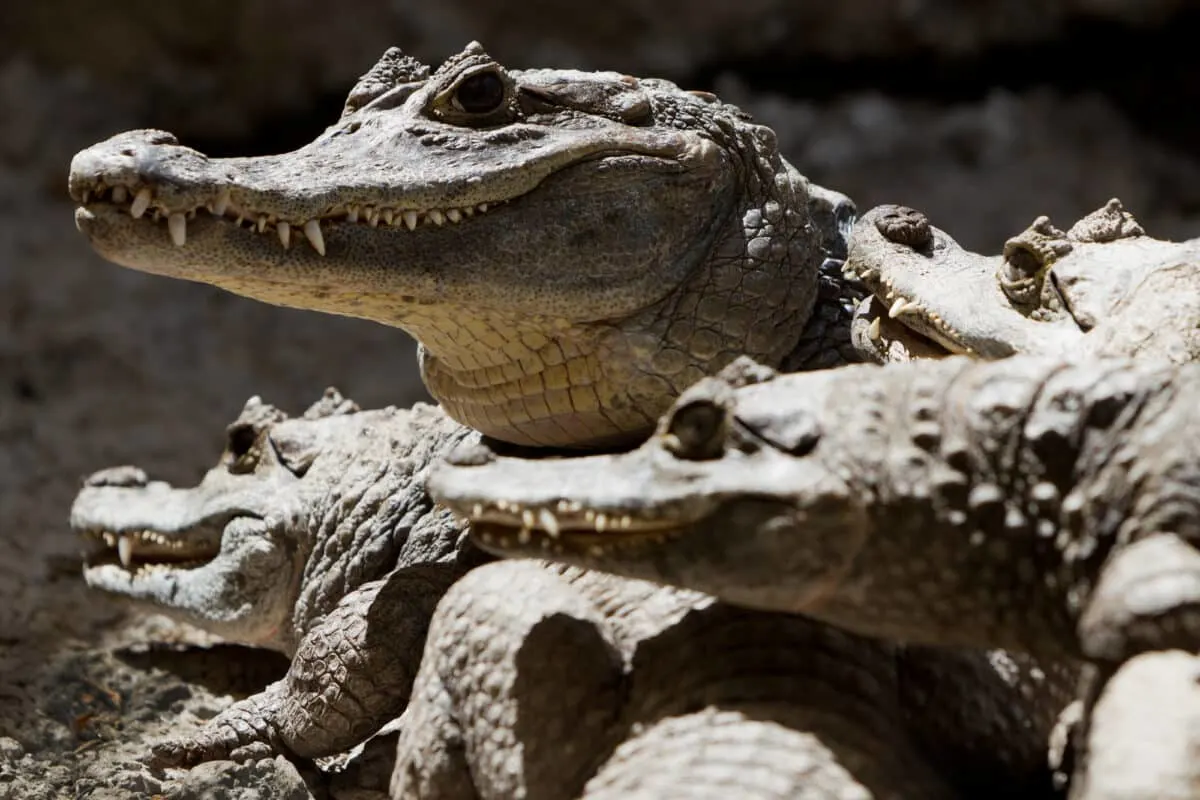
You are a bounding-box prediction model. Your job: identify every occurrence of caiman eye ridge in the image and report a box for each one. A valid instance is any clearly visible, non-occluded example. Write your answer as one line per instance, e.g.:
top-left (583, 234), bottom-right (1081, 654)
top-left (75, 181), bottom-right (505, 254)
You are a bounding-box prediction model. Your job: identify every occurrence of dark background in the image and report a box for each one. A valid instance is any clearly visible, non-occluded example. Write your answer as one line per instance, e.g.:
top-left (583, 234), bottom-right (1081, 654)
top-left (2, 2), bottom-right (1199, 794)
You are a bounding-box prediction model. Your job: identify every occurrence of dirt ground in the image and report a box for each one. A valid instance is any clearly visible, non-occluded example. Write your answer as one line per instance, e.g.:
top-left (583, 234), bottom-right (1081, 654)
top-left (3, 6), bottom-right (1200, 798)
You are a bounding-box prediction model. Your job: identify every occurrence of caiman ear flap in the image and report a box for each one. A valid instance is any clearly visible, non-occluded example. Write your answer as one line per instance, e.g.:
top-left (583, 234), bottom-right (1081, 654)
top-left (342, 47), bottom-right (432, 117)
top-left (303, 387), bottom-right (360, 420)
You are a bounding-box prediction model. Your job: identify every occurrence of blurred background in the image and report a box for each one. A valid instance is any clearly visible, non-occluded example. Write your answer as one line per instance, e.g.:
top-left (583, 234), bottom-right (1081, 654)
top-left (2, 0), bottom-right (1200, 790)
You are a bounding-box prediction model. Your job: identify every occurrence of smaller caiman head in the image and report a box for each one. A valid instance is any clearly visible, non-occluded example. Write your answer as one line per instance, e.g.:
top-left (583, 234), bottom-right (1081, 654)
top-left (71, 390), bottom-right (468, 653)
top-left (70, 42), bottom-right (853, 448)
top-left (427, 356), bottom-right (867, 614)
top-left (843, 198), bottom-right (1196, 363)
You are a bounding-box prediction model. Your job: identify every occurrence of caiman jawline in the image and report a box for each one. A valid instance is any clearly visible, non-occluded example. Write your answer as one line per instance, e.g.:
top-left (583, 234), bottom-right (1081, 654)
top-left (80, 522), bottom-right (226, 573)
top-left (73, 181), bottom-right (508, 256)
top-left (465, 499), bottom-right (691, 555)
top-left (849, 269), bottom-right (974, 357)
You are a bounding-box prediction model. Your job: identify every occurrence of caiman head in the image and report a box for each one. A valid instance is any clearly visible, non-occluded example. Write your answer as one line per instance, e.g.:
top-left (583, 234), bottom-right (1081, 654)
top-left (844, 199), bottom-right (1175, 363)
top-left (70, 42), bottom-right (854, 448)
top-left (70, 390), bottom-right (467, 654)
top-left (426, 357), bottom-right (869, 614)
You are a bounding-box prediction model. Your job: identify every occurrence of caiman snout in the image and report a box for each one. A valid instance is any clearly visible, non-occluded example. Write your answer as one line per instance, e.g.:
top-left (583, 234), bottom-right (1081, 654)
top-left (83, 465), bottom-right (149, 488)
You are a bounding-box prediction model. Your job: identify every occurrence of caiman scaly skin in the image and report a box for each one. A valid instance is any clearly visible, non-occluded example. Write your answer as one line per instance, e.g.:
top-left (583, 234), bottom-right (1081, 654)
top-left (68, 43), bottom-right (854, 448)
top-left (71, 389), bottom-right (484, 764)
top-left (429, 355), bottom-right (1200, 664)
top-left (392, 561), bottom-right (1065, 800)
top-left (845, 199), bottom-right (1200, 364)
top-left (70, 395), bottom-right (1066, 797)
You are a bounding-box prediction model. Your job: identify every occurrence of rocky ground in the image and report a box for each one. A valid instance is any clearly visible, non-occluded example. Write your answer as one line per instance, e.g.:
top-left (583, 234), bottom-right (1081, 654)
top-left (2, 4), bottom-right (1200, 797)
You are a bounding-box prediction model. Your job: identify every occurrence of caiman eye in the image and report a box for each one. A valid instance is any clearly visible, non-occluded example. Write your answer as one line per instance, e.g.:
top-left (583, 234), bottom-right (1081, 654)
top-left (664, 399), bottom-right (728, 461)
top-left (224, 423), bottom-right (260, 473)
top-left (452, 71), bottom-right (506, 114)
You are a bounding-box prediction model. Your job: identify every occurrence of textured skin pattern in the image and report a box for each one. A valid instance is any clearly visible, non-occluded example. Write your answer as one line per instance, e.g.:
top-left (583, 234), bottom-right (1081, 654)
top-left (392, 562), bottom-right (1062, 799)
top-left (845, 199), bottom-right (1200, 365)
top-left (71, 395), bottom-right (482, 765)
top-left (430, 356), bottom-right (1200, 663)
top-left (1068, 651), bottom-right (1200, 800)
top-left (68, 43), bottom-right (854, 448)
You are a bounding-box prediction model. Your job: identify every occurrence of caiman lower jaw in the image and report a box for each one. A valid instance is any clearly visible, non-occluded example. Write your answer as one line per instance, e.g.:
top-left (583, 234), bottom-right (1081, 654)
top-left (73, 181), bottom-right (507, 255)
top-left (80, 522), bottom-right (225, 575)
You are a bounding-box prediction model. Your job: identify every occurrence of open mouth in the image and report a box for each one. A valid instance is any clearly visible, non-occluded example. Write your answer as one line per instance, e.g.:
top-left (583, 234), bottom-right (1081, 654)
top-left (72, 180), bottom-right (506, 254)
top-left (80, 524), bottom-right (225, 574)
top-left (854, 294), bottom-right (969, 360)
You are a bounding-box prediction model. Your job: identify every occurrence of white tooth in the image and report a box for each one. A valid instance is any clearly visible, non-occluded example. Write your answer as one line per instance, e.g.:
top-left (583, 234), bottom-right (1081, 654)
top-left (168, 213), bottom-right (187, 247)
top-left (477, 203), bottom-right (489, 213)
top-left (213, 189), bottom-right (231, 216)
top-left (522, 509), bottom-right (535, 529)
top-left (235, 214), bottom-right (246, 226)
top-left (446, 208), bottom-right (462, 223)
top-left (382, 209), bottom-right (395, 226)
top-left (130, 188), bottom-right (152, 219)
top-left (277, 221), bottom-right (291, 248)
top-left (346, 205), bottom-right (359, 223)
top-left (304, 219), bottom-right (326, 256)
top-left (81, 189), bottom-right (91, 204)
top-left (111, 186), bottom-right (128, 203)
top-left (118, 535), bottom-right (134, 567)
top-left (461, 206), bottom-right (475, 217)
top-left (472, 503), bottom-right (483, 518)
top-left (403, 211), bottom-right (418, 231)
top-left (538, 509), bottom-right (560, 538)
top-left (153, 208), bottom-right (162, 222)
top-left (366, 208), bottom-right (380, 227)
top-left (889, 298), bottom-right (916, 319)
top-left (257, 215), bottom-right (269, 233)
top-left (428, 209), bottom-right (446, 226)
top-left (186, 209), bottom-right (197, 220)
top-left (518, 528), bottom-right (531, 544)
top-left (595, 513), bottom-right (608, 532)
top-left (868, 317), bottom-right (882, 341)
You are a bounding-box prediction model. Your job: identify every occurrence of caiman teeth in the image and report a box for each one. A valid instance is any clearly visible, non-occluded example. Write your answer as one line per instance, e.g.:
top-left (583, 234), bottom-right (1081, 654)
top-left (85, 527), bottom-right (219, 568)
top-left (303, 219), bottom-right (326, 256)
top-left (462, 499), bottom-right (679, 556)
top-left (167, 212), bottom-right (187, 247)
top-left (130, 187), bottom-right (153, 219)
top-left (888, 297), bottom-right (920, 318)
top-left (117, 534), bottom-right (134, 567)
top-left (79, 181), bottom-right (504, 257)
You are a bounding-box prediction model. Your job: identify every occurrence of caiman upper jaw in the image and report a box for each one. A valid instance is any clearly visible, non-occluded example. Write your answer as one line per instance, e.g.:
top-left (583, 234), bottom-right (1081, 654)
top-left (71, 471), bottom-right (255, 572)
top-left (428, 443), bottom-right (723, 556)
top-left (69, 129), bottom-right (502, 256)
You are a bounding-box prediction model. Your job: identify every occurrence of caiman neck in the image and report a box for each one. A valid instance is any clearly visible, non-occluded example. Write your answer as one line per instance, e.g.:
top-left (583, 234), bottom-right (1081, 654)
top-left (413, 308), bottom-right (650, 448)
